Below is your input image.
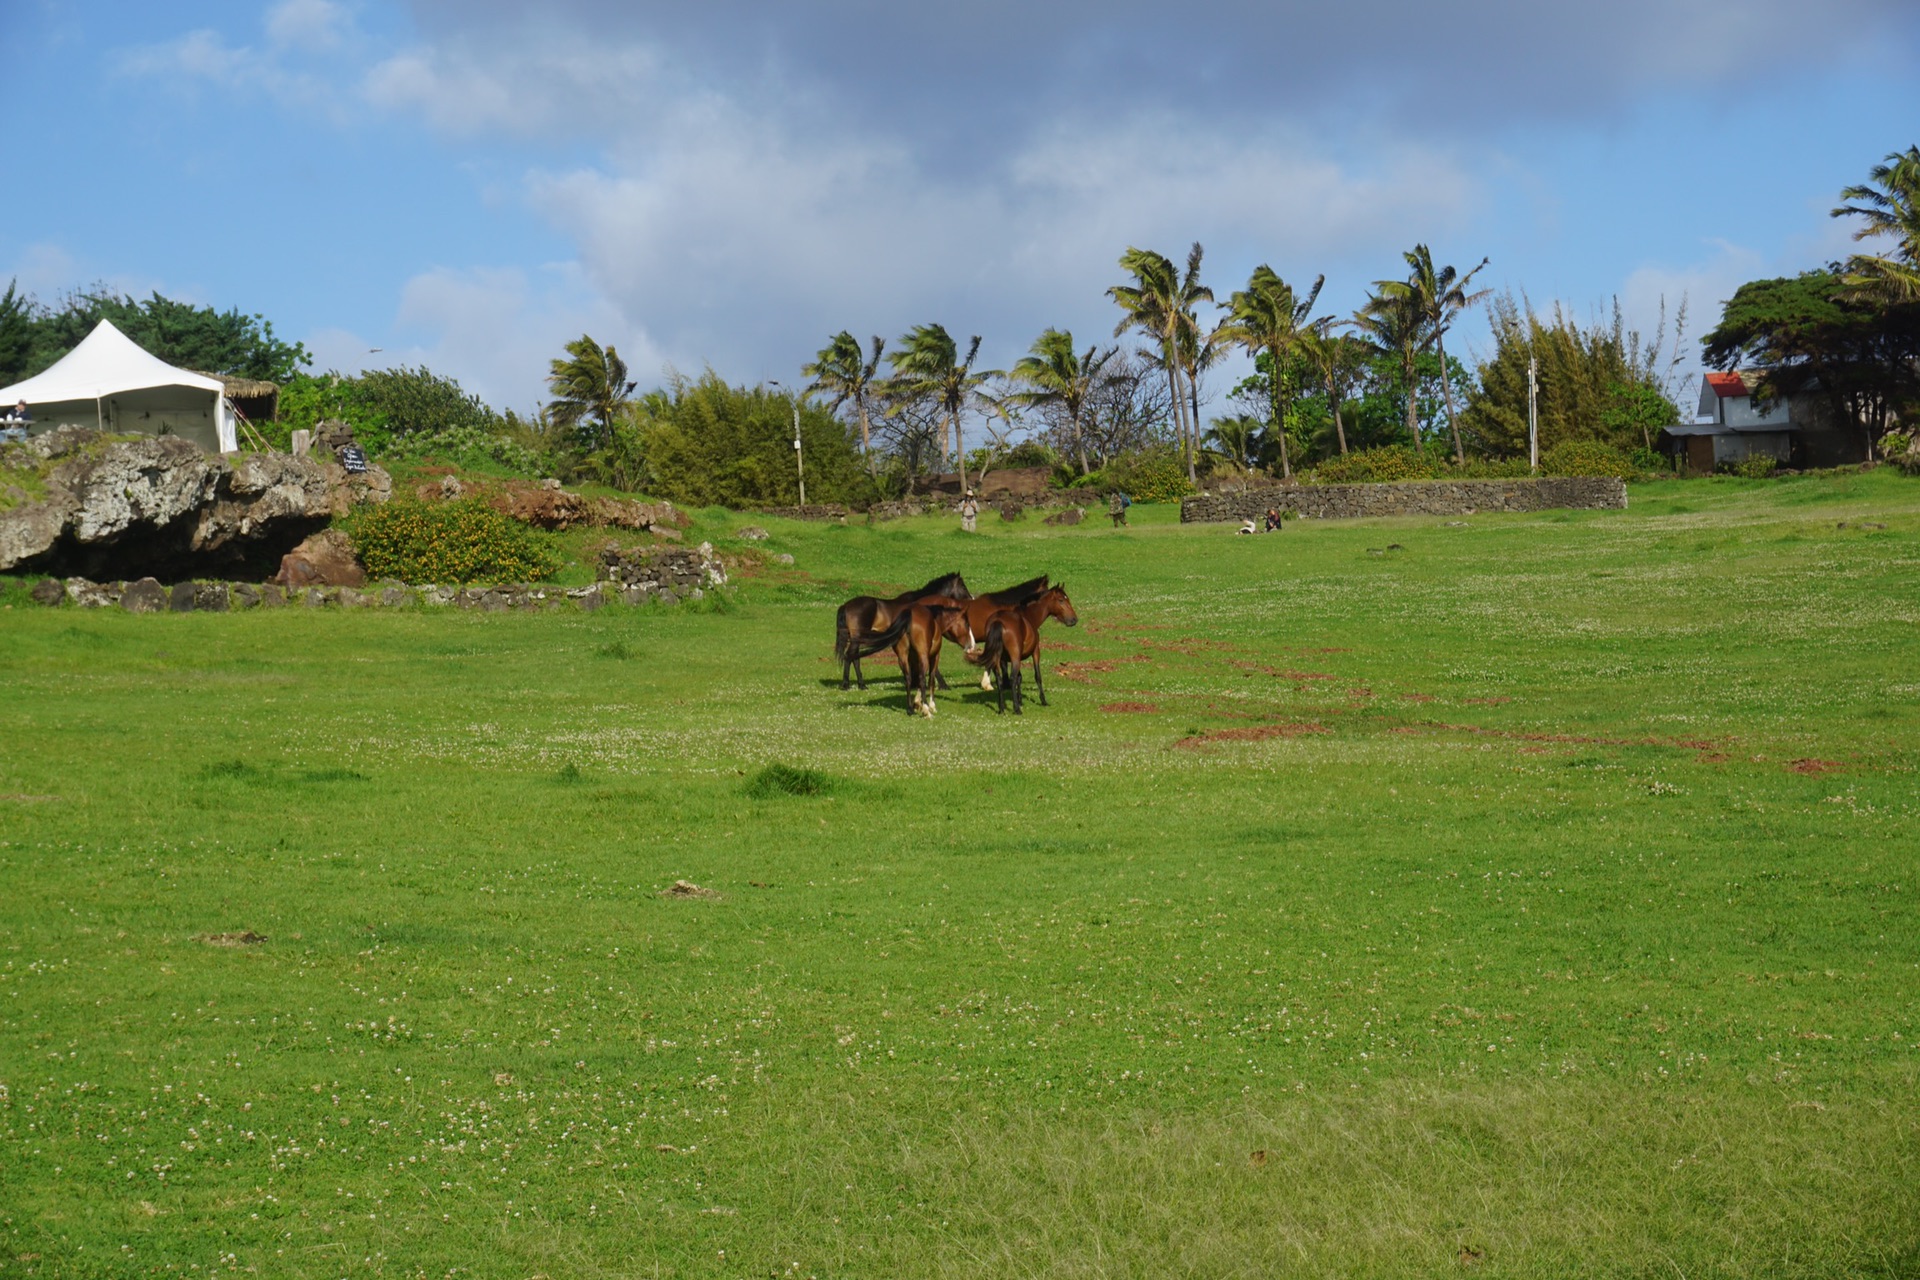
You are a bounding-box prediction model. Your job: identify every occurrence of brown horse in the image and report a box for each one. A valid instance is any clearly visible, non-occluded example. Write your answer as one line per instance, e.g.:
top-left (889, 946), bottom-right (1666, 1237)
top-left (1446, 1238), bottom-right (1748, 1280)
top-left (906, 574), bottom-right (1049, 691)
top-left (850, 602), bottom-right (975, 716)
top-left (965, 583), bottom-right (1079, 714)
top-left (834, 571), bottom-right (969, 690)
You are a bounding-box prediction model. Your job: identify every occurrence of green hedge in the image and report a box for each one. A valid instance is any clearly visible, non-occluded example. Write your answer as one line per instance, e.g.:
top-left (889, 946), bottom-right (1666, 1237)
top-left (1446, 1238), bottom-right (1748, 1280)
top-left (344, 498), bottom-right (560, 584)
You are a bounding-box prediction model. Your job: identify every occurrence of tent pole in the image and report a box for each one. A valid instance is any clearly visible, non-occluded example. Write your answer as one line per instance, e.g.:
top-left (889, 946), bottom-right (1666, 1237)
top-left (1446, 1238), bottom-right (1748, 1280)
top-left (96, 396), bottom-right (103, 432)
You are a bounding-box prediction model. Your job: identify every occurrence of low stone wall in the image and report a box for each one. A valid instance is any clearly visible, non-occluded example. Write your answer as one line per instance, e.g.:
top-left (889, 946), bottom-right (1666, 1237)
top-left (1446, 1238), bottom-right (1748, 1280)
top-left (1179, 477), bottom-right (1628, 523)
top-left (753, 504), bottom-right (849, 522)
top-left (19, 542), bottom-right (730, 614)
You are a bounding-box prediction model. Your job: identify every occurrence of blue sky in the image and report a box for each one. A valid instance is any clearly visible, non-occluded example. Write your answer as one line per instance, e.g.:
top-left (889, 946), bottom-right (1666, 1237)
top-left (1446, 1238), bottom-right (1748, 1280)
top-left (5, 0), bottom-right (1918, 415)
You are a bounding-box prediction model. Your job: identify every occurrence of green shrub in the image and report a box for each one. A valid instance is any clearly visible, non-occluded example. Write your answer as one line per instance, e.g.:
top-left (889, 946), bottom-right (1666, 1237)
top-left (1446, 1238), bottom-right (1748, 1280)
top-left (1539, 440), bottom-right (1635, 478)
top-left (1730, 454), bottom-right (1779, 479)
top-left (345, 498), bottom-right (560, 584)
top-left (383, 425), bottom-right (543, 477)
top-left (1085, 448), bottom-right (1193, 502)
top-left (1450, 456), bottom-right (1534, 479)
top-left (1308, 446), bottom-right (1440, 484)
top-left (1629, 446), bottom-right (1671, 474)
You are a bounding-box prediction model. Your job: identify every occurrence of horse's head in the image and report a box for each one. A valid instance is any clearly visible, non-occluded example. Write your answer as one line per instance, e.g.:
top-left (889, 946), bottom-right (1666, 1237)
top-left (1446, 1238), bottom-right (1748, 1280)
top-left (1046, 584), bottom-right (1079, 627)
top-left (940, 573), bottom-right (971, 600)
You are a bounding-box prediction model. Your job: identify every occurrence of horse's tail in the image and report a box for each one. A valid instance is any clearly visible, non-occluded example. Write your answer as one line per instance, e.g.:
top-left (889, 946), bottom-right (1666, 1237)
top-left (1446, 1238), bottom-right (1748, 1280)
top-left (850, 607), bottom-right (914, 660)
top-left (966, 619), bottom-right (1005, 668)
top-left (834, 604), bottom-right (853, 660)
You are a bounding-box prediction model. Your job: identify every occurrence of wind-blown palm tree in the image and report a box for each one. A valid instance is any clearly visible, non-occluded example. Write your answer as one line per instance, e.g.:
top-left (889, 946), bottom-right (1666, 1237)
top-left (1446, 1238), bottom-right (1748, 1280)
top-left (886, 324), bottom-right (995, 491)
top-left (1404, 246), bottom-right (1490, 465)
top-left (1297, 323), bottom-right (1368, 456)
top-left (1110, 244), bottom-right (1212, 485)
top-left (1354, 282), bottom-right (1432, 453)
top-left (547, 334), bottom-right (636, 450)
top-left (1832, 145), bottom-right (1920, 302)
top-left (1005, 328), bottom-right (1116, 476)
top-left (1215, 266), bottom-right (1324, 480)
top-left (804, 331), bottom-right (885, 474)
top-left (1203, 414), bottom-right (1263, 472)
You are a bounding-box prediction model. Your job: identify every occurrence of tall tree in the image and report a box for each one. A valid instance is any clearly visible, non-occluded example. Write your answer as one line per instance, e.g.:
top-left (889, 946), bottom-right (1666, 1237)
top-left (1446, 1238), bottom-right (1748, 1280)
top-left (11, 286), bottom-right (309, 384)
top-left (886, 324), bottom-right (994, 491)
top-left (1216, 266), bottom-right (1324, 479)
top-left (0, 280), bottom-right (34, 384)
top-left (1403, 246), bottom-right (1491, 465)
top-left (803, 331), bottom-right (886, 474)
top-left (547, 334), bottom-right (636, 451)
top-left (1297, 324), bottom-right (1369, 456)
top-left (1352, 281), bottom-right (1431, 452)
top-left (1005, 328), bottom-right (1116, 476)
top-left (1832, 145), bottom-right (1920, 303)
top-left (1110, 244), bottom-right (1211, 485)
top-left (1700, 270), bottom-right (1920, 461)
top-left (1463, 291), bottom-right (1680, 458)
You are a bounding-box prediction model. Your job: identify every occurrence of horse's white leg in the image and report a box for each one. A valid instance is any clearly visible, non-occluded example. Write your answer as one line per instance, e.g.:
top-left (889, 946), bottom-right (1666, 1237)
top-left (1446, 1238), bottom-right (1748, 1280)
top-left (981, 671), bottom-right (994, 691)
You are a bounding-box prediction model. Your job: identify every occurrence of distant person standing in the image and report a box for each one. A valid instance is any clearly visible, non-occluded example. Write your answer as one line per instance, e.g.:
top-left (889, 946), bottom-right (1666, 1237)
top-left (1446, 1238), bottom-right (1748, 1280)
top-left (960, 489), bottom-right (979, 533)
top-left (1108, 490), bottom-right (1131, 528)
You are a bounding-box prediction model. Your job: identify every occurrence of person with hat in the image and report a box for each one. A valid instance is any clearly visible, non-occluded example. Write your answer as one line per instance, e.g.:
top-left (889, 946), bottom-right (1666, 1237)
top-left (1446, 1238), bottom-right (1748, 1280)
top-left (959, 488), bottom-right (980, 533)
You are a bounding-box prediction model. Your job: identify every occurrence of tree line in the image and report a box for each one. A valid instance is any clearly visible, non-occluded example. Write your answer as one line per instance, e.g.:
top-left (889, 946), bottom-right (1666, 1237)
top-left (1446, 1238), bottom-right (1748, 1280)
top-left (6, 146), bottom-right (1912, 501)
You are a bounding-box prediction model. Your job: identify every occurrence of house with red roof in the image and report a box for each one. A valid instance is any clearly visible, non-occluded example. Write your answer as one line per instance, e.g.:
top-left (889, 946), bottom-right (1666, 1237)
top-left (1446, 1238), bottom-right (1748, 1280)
top-left (1660, 371), bottom-right (1859, 474)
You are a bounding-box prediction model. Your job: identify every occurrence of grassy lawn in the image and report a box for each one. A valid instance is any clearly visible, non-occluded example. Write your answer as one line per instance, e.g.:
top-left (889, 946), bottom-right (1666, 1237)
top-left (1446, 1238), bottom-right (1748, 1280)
top-left (2, 471), bottom-right (1918, 1278)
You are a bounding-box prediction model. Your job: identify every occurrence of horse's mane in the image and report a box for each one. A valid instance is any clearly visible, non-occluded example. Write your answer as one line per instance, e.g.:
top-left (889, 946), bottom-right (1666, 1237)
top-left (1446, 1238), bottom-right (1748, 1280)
top-left (900, 571), bottom-right (968, 602)
top-left (984, 574), bottom-right (1048, 605)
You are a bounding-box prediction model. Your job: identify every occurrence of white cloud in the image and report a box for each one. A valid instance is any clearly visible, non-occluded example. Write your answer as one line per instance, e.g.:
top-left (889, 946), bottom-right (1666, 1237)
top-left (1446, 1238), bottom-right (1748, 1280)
top-left (305, 264), bottom-right (669, 411)
top-left (266, 0), bottom-right (350, 52)
top-left (361, 38), bottom-right (672, 139)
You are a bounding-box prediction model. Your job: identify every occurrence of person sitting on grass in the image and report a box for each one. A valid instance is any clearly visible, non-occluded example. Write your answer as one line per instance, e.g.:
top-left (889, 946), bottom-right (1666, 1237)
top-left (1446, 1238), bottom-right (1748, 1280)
top-left (1264, 507), bottom-right (1284, 532)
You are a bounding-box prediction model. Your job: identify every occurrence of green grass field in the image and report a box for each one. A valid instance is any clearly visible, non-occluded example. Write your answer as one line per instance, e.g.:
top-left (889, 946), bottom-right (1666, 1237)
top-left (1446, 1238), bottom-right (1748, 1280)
top-left (3, 472), bottom-right (1918, 1278)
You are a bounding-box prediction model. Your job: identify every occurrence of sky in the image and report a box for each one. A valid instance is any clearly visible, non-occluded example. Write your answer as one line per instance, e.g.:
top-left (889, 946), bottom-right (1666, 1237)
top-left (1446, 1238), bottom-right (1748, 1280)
top-left (5, 0), bottom-right (1918, 417)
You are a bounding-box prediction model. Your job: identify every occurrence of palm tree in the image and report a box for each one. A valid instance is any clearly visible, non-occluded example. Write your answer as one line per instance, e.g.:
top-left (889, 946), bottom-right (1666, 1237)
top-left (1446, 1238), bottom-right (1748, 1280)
top-left (886, 324), bottom-right (995, 491)
top-left (547, 334), bottom-right (636, 449)
top-left (1005, 328), bottom-right (1116, 476)
top-left (1353, 282), bottom-right (1432, 453)
top-left (1110, 244), bottom-right (1212, 485)
top-left (804, 331), bottom-right (885, 474)
top-left (1404, 245), bottom-right (1491, 465)
top-left (1215, 266), bottom-right (1324, 479)
top-left (1203, 414), bottom-right (1263, 471)
top-left (1832, 146), bottom-right (1920, 302)
top-left (1297, 323), bottom-right (1368, 456)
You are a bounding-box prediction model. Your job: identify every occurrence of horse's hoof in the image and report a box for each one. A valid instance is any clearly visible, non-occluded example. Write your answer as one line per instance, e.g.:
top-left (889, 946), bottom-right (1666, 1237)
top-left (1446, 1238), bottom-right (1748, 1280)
top-left (980, 674), bottom-right (994, 691)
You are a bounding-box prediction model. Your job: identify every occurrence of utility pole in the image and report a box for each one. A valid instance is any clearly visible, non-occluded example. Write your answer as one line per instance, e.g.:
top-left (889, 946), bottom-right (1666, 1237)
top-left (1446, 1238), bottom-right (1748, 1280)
top-left (768, 381), bottom-right (807, 506)
top-left (1527, 355), bottom-right (1539, 473)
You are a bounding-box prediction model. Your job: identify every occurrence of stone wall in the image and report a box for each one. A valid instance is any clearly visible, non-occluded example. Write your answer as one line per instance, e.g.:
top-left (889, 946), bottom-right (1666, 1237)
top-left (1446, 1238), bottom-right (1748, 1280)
top-left (16, 542), bottom-right (730, 615)
top-left (753, 504), bottom-right (849, 522)
top-left (1179, 477), bottom-right (1628, 523)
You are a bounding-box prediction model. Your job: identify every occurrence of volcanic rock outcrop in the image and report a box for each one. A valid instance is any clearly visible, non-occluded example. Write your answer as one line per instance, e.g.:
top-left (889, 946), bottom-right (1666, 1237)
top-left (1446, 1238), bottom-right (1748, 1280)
top-left (0, 426), bottom-right (390, 581)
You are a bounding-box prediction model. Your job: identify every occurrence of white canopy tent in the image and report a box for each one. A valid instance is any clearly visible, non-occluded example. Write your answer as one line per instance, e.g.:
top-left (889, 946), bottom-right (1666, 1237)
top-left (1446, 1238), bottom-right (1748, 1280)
top-left (0, 320), bottom-right (236, 452)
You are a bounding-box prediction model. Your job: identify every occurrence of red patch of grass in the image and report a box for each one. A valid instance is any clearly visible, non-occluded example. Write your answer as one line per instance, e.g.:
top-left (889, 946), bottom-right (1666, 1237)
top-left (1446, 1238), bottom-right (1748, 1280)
top-left (1787, 758), bottom-right (1842, 775)
top-left (1100, 702), bottom-right (1160, 714)
top-left (1053, 656), bottom-right (1151, 684)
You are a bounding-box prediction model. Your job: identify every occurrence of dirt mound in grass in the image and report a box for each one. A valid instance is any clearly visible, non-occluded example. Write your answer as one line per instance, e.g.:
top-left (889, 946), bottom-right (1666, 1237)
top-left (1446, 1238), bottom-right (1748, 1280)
top-left (1786, 758), bottom-right (1843, 775)
top-left (1101, 702), bottom-right (1160, 714)
top-left (660, 880), bottom-right (721, 900)
top-left (198, 931), bottom-right (268, 947)
top-left (1174, 722), bottom-right (1327, 748)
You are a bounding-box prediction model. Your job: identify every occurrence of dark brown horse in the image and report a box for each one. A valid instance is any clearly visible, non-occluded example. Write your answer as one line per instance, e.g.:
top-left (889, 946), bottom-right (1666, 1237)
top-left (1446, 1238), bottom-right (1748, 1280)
top-left (965, 583), bottom-right (1079, 714)
top-left (907, 574), bottom-right (1049, 691)
top-left (850, 602), bottom-right (975, 716)
top-left (834, 571), bottom-right (968, 690)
